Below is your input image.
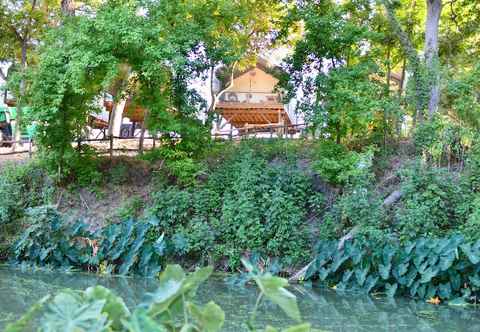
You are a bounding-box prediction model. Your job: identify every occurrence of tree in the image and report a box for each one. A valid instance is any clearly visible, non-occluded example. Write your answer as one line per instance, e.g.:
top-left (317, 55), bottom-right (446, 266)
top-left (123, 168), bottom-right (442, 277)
top-left (280, 0), bottom-right (398, 144)
top-left (0, 0), bottom-right (50, 149)
top-left (200, 0), bottom-right (286, 123)
top-left (424, 0), bottom-right (442, 117)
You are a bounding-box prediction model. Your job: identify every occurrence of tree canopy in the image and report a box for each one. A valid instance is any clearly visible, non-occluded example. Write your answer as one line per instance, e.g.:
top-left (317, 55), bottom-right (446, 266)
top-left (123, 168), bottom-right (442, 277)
top-left (1, 0), bottom-right (480, 173)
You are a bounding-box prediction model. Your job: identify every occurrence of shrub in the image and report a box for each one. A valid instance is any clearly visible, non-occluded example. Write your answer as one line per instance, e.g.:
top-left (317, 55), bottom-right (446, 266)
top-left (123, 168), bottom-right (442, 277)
top-left (146, 143), bottom-right (321, 269)
top-left (394, 163), bottom-right (464, 241)
top-left (13, 206), bottom-right (165, 276)
top-left (0, 161), bottom-right (54, 225)
top-left (141, 146), bottom-right (206, 186)
top-left (310, 141), bottom-right (367, 185)
top-left (306, 235), bottom-right (480, 304)
top-left (317, 147), bottom-right (386, 241)
top-left (460, 194), bottom-right (480, 241)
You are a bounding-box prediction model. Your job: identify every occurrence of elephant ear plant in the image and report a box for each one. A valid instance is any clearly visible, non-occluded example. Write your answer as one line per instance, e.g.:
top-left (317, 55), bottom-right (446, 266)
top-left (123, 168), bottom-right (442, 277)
top-left (5, 263), bottom-right (314, 332)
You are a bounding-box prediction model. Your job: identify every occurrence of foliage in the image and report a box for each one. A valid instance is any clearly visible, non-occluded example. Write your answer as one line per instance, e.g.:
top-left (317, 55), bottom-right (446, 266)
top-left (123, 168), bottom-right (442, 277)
top-left (394, 163), bottom-right (465, 241)
top-left (142, 146), bottom-right (207, 186)
top-left (13, 206), bottom-right (165, 277)
top-left (13, 206), bottom-right (97, 268)
top-left (7, 264), bottom-right (312, 332)
top-left (413, 117), bottom-right (471, 167)
top-left (459, 194), bottom-right (480, 242)
top-left (306, 235), bottom-right (480, 304)
top-left (310, 141), bottom-right (364, 185)
top-left (146, 141), bottom-right (320, 269)
top-left (0, 161), bottom-right (54, 225)
top-left (317, 146), bottom-right (387, 241)
top-left (280, 0), bottom-right (398, 144)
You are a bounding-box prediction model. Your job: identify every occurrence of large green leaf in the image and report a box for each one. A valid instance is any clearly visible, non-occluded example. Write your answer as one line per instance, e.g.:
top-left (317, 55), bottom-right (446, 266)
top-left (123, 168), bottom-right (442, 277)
top-left (187, 301), bottom-right (225, 332)
top-left (363, 275), bottom-right (378, 294)
top-left (433, 238), bottom-right (450, 255)
top-left (460, 244), bottom-right (480, 265)
top-left (330, 252), bottom-right (349, 273)
top-left (4, 295), bottom-right (50, 332)
top-left (254, 274), bottom-right (301, 322)
top-left (410, 280), bottom-right (420, 298)
top-left (420, 266), bottom-right (439, 284)
top-left (469, 274), bottom-right (480, 287)
top-left (318, 267), bottom-right (330, 281)
top-left (153, 233), bottom-right (166, 256)
top-left (385, 283), bottom-right (397, 298)
top-left (109, 219), bottom-right (135, 260)
top-left (438, 282), bottom-right (452, 299)
top-left (354, 266), bottom-right (369, 286)
top-left (396, 262), bottom-right (409, 277)
top-left (41, 292), bottom-right (109, 332)
top-left (282, 323), bottom-right (312, 332)
top-left (341, 269), bottom-right (354, 283)
top-left (378, 263), bottom-right (391, 280)
top-left (382, 245), bottom-right (395, 265)
top-left (439, 252), bottom-right (456, 271)
top-left (85, 286), bottom-right (130, 330)
top-left (147, 265), bottom-right (186, 317)
top-left (122, 309), bottom-right (167, 332)
top-left (265, 324), bottom-right (313, 332)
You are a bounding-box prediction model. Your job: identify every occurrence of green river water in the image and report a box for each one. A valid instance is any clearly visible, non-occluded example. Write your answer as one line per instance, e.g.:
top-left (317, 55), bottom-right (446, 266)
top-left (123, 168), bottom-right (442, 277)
top-left (0, 266), bottom-right (479, 331)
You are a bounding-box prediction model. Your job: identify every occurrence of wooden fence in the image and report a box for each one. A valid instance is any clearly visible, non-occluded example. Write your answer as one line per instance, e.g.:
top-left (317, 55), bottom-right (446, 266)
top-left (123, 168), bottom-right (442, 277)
top-left (212, 123), bottom-right (308, 140)
top-left (0, 123), bottom-right (308, 158)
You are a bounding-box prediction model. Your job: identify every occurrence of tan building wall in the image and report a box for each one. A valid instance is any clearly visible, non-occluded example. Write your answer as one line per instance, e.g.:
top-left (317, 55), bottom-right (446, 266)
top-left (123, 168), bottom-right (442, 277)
top-left (221, 68), bottom-right (281, 104)
top-left (232, 68), bottom-right (279, 93)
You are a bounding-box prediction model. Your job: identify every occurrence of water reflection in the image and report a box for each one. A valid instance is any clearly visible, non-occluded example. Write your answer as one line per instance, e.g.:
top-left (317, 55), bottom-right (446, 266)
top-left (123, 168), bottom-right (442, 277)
top-left (0, 266), bottom-right (479, 331)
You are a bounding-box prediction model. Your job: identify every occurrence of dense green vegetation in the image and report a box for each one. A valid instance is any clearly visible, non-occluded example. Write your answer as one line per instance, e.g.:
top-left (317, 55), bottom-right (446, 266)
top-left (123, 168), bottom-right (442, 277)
top-left (2, 0), bottom-right (480, 316)
top-left (5, 263), bottom-right (313, 332)
top-left (307, 236), bottom-right (480, 304)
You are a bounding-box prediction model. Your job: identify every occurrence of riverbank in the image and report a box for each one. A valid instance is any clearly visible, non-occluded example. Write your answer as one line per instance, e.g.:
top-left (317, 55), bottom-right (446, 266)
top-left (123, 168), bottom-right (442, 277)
top-left (2, 138), bottom-right (480, 302)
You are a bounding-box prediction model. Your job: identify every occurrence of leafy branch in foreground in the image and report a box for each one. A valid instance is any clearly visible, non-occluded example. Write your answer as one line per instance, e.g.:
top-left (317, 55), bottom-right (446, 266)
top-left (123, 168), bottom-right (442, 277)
top-left (6, 264), bottom-right (317, 332)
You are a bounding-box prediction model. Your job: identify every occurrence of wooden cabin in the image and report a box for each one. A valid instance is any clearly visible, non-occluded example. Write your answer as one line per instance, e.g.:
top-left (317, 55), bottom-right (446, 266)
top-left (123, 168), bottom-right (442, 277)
top-left (214, 58), bottom-right (295, 134)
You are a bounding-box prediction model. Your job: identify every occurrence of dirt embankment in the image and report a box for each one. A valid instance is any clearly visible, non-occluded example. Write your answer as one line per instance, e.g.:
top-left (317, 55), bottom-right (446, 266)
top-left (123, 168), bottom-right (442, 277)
top-left (56, 157), bottom-right (157, 229)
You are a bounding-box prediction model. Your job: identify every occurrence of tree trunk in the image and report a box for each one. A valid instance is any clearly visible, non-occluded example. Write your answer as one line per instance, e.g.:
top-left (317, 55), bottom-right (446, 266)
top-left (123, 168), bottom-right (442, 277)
top-left (425, 0), bottom-right (442, 118)
top-left (61, 0), bottom-right (75, 16)
top-left (108, 98), bottom-right (127, 137)
top-left (384, 46), bottom-right (391, 148)
top-left (396, 57), bottom-right (407, 137)
top-left (13, 42), bottom-right (28, 151)
top-left (138, 109), bottom-right (149, 155)
top-left (207, 62), bottom-right (237, 125)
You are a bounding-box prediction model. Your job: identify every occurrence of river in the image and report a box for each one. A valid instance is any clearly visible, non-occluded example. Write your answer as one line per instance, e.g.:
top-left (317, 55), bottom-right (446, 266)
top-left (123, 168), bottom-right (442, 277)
top-left (0, 266), bottom-right (479, 331)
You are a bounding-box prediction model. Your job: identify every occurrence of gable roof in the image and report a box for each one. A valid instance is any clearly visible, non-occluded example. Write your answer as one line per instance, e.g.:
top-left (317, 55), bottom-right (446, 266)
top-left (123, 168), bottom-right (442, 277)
top-left (216, 56), bottom-right (285, 90)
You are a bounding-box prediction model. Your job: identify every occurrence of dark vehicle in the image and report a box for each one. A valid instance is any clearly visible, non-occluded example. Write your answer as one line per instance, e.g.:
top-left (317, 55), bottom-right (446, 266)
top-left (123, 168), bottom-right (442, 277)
top-left (120, 123), bottom-right (142, 138)
top-left (0, 107), bottom-right (13, 146)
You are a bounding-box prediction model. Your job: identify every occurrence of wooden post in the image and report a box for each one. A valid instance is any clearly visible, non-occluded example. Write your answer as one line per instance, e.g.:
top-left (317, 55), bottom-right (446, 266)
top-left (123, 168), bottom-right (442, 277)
top-left (152, 136), bottom-right (156, 149)
top-left (138, 122), bottom-right (146, 155)
top-left (109, 135), bottom-right (113, 158)
top-left (28, 138), bottom-right (32, 158)
top-left (270, 125), bottom-right (273, 139)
